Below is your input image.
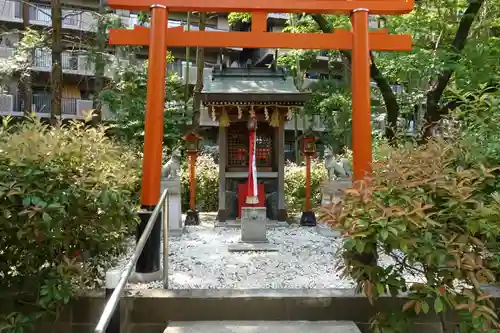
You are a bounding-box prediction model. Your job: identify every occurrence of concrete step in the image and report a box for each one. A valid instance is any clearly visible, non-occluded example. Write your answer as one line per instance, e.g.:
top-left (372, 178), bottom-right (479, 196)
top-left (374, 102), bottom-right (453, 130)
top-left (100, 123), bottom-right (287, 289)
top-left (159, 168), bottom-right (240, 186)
top-left (164, 321), bottom-right (361, 333)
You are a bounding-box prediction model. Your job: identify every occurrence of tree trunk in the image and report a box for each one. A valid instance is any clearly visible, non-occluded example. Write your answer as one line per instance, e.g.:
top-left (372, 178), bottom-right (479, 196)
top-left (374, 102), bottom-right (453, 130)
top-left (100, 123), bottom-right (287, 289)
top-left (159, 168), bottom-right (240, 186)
top-left (20, 1), bottom-right (32, 115)
top-left (50, 0), bottom-right (63, 125)
top-left (312, 14), bottom-right (400, 142)
top-left (191, 12), bottom-right (206, 133)
top-left (421, 0), bottom-right (485, 140)
top-left (92, 0), bottom-right (106, 124)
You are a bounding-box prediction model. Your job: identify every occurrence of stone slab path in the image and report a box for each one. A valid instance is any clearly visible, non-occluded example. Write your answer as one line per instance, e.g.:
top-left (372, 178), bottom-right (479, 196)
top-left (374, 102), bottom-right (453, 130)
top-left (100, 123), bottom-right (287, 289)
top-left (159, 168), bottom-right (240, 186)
top-left (164, 321), bottom-right (361, 333)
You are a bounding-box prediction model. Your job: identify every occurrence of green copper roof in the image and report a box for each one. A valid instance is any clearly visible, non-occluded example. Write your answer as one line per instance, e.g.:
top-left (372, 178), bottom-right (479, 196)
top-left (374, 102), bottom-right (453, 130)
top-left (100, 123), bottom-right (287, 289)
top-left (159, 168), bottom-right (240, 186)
top-left (199, 67), bottom-right (309, 104)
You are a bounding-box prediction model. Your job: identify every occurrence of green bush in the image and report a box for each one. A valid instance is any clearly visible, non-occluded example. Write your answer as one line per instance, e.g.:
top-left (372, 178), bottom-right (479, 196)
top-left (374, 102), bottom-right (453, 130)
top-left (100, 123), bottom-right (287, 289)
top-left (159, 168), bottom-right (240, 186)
top-left (284, 159), bottom-right (327, 214)
top-left (180, 154), bottom-right (327, 214)
top-left (0, 118), bottom-right (140, 332)
top-left (319, 136), bottom-right (500, 332)
top-left (180, 153), bottom-right (220, 212)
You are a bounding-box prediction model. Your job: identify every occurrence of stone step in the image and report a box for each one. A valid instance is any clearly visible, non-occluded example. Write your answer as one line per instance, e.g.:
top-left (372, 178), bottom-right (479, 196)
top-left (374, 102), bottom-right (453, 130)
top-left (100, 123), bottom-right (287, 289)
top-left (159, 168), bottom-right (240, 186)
top-left (164, 321), bottom-right (361, 333)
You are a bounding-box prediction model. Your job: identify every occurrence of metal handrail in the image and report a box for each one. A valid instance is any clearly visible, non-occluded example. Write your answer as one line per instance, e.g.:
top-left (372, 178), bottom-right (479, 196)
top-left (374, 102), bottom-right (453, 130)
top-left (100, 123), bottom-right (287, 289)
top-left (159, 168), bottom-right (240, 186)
top-left (94, 189), bottom-right (169, 333)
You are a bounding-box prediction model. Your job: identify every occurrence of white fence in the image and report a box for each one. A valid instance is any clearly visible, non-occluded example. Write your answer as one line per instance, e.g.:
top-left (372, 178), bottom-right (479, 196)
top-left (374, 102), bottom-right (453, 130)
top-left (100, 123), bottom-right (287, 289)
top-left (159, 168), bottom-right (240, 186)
top-left (0, 0), bottom-right (22, 23)
top-left (28, 5), bottom-right (98, 32)
top-left (0, 94), bottom-right (93, 119)
top-left (32, 49), bottom-right (95, 75)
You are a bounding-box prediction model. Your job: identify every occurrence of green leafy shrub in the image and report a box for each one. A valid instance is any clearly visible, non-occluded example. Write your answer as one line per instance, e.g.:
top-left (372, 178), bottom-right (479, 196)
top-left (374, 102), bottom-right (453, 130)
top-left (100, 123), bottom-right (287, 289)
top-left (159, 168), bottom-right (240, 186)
top-left (180, 153), bottom-right (220, 212)
top-left (319, 136), bottom-right (500, 332)
top-left (100, 54), bottom-right (188, 148)
top-left (180, 154), bottom-right (327, 214)
top-left (284, 159), bottom-right (327, 214)
top-left (0, 118), bottom-right (140, 332)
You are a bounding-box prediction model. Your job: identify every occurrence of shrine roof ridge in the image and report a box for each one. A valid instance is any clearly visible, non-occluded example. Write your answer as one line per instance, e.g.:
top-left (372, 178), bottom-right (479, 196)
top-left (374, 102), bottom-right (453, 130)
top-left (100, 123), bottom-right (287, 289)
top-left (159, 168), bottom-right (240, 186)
top-left (211, 67), bottom-right (287, 79)
top-left (198, 67), bottom-right (310, 104)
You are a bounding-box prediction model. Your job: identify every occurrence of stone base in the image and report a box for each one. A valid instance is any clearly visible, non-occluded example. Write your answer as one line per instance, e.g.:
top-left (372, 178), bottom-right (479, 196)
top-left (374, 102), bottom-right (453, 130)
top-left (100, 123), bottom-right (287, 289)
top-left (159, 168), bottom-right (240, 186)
top-left (316, 225), bottom-right (341, 238)
top-left (129, 270), bottom-right (162, 283)
top-left (215, 220), bottom-right (288, 228)
top-left (184, 210), bottom-right (200, 226)
top-left (227, 243), bottom-right (279, 252)
top-left (160, 179), bottom-right (184, 232)
top-left (168, 227), bottom-right (184, 237)
top-left (300, 211), bottom-right (317, 227)
top-left (240, 207), bottom-right (268, 243)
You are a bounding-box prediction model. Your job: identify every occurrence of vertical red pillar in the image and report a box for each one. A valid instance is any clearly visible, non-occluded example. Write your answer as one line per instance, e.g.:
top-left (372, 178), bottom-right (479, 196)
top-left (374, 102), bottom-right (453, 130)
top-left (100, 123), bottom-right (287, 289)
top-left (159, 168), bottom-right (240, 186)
top-left (351, 8), bottom-right (372, 184)
top-left (141, 5), bottom-right (168, 208)
top-left (305, 154), bottom-right (311, 211)
top-left (135, 5), bottom-right (168, 277)
top-left (189, 153), bottom-right (197, 210)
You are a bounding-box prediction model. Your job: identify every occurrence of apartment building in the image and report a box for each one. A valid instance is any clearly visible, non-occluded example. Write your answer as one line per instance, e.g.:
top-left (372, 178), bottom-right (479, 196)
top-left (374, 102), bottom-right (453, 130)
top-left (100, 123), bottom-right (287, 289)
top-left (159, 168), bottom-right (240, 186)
top-left (0, 2), bottom-right (391, 158)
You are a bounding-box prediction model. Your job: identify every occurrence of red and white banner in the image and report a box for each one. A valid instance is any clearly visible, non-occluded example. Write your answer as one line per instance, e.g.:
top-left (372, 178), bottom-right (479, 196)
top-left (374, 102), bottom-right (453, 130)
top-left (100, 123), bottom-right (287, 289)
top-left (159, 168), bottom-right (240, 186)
top-left (247, 130), bottom-right (258, 200)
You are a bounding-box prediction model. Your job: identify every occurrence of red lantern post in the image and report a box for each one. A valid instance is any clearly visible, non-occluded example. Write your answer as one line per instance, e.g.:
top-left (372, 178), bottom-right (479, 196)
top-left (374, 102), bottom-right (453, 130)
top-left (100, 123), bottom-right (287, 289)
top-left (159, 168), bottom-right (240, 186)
top-left (300, 135), bottom-right (317, 227)
top-left (183, 131), bottom-right (202, 225)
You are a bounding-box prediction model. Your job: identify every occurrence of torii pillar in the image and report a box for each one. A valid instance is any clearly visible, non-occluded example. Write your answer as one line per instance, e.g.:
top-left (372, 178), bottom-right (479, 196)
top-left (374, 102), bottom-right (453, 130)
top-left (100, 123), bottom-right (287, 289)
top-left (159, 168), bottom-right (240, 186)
top-left (135, 4), bottom-right (168, 281)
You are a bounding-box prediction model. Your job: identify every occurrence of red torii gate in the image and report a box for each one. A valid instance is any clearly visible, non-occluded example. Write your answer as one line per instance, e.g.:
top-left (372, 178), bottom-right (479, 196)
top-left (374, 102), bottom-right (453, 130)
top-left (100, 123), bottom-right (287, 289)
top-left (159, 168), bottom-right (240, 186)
top-left (107, 0), bottom-right (413, 275)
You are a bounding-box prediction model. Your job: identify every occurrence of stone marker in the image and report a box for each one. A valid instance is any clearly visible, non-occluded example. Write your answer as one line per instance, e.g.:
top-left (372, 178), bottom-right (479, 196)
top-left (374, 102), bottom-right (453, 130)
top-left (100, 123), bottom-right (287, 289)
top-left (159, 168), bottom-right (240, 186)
top-left (228, 207), bottom-right (278, 252)
top-left (164, 321), bottom-right (362, 333)
top-left (160, 179), bottom-right (183, 237)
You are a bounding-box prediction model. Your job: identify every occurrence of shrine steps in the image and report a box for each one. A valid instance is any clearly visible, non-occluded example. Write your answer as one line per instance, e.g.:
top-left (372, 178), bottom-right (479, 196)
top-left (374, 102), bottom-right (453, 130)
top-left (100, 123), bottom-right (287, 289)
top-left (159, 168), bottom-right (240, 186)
top-left (164, 321), bottom-right (361, 333)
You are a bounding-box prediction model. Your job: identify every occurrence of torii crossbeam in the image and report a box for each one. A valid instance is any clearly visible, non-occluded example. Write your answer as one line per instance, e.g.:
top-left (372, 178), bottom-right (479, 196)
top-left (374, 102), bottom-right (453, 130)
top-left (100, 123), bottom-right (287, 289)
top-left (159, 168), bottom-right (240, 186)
top-left (108, 0), bottom-right (413, 277)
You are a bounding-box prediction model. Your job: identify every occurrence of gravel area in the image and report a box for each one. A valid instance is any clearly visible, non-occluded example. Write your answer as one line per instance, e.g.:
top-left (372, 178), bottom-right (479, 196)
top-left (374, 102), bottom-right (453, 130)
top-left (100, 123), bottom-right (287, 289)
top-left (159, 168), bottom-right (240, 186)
top-left (108, 213), bottom-right (423, 290)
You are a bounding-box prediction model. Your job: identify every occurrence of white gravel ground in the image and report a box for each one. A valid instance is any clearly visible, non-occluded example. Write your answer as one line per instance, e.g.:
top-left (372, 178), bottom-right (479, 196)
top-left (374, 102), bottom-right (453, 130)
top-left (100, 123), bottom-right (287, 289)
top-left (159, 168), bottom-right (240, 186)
top-left (108, 213), bottom-right (423, 290)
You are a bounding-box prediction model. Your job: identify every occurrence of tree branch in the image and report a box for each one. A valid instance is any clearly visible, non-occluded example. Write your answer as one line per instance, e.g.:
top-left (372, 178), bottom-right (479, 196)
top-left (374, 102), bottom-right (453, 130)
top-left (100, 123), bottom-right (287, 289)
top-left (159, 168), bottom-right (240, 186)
top-left (421, 0), bottom-right (485, 139)
top-left (311, 14), bottom-right (400, 141)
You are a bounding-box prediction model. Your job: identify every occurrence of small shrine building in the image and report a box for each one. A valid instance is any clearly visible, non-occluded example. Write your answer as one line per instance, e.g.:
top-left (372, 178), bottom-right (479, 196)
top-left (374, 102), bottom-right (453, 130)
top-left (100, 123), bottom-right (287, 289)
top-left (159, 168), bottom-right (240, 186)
top-left (198, 66), bottom-right (310, 224)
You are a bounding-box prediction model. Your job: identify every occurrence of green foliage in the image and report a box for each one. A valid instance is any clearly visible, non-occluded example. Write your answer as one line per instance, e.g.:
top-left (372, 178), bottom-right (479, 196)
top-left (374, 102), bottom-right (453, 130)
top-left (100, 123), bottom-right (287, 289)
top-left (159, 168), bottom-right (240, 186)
top-left (180, 154), bottom-right (220, 212)
top-left (284, 159), bottom-right (327, 213)
top-left (320, 130), bottom-right (500, 331)
top-left (100, 55), bottom-right (189, 147)
top-left (0, 117), bottom-right (140, 332)
top-left (179, 154), bottom-right (327, 214)
top-left (303, 81), bottom-right (352, 152)
top-left (0, 29), bottom-right (45, 83)
top-left (227, 13), bottom-right (252, 26)
top-left (371, 0), bottom-right (499, 118)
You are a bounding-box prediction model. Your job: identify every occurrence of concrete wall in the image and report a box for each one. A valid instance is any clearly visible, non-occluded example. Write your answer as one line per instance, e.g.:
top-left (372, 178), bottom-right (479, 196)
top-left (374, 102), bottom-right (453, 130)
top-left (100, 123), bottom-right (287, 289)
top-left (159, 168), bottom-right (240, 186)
top-left (27, 288), bottom-right (500, 333)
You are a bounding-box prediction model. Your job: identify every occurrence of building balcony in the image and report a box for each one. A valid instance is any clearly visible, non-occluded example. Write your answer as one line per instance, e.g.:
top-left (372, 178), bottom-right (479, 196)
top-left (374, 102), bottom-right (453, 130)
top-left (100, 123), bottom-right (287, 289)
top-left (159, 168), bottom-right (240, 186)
top-left (29, 5), bottom-right (98, 32)
top-left (178, 62), bottom-right (213, 85)
top-left (0, 0), bottom-right (22, 23)
top-left (32, 49), bottom-right (95, 76)
top-left (0, 46), bottom-right (14, 59)
top-left (0, 94), bottom-right (93, 119)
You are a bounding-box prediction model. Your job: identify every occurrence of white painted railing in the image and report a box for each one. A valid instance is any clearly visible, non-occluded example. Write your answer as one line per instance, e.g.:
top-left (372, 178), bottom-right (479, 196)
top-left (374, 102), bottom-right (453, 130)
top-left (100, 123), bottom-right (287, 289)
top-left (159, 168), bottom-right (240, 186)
top-left (0, 46), bottom-right (14, 59)
top-left (33, 49), bottom-right (95, 75)
top-left (0, 0), bottom-right (22, 23)
top-left (0, 94), bottom-right (14, 114)
top-left (0, 93), bottom-right (93, 119)
top-left (180, 65), bottom-right (212, 85)
top-left (29, 4), bottom-right (97, 32)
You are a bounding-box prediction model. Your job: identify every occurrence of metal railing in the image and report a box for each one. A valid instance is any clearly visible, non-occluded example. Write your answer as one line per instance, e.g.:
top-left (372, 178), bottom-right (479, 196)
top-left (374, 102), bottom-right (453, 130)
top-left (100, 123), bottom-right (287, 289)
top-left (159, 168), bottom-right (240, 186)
top-left (33, 49), bottom-right (95, 75)
top-left (0, 0), bottom-right (22, 22)
top-left (28, 4), bottom-right (97, 31)
top-left (94, 189), bottom-right (169, 333)
top-left (31, 94), bottom-right (78, 115)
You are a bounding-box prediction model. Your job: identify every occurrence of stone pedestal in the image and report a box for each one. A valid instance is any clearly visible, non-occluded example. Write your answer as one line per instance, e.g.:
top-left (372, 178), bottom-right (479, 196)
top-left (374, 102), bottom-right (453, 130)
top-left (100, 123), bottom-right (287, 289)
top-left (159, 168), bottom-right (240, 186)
top-left (160, 178), bottom-right (184, 237)
top-left (228, 207), bottom-right (278, 252)
top-left (317, 179), bottom-right (351, 238)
